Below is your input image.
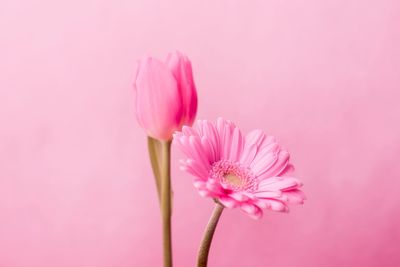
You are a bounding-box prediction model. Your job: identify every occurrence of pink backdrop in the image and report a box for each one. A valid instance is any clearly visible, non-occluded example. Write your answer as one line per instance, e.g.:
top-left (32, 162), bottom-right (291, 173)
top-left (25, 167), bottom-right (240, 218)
top-left (1, 0), bottom-right (400, 266)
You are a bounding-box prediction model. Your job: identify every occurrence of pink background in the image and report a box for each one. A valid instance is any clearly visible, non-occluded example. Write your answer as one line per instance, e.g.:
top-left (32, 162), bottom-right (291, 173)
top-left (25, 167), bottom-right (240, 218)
top-left (1, 0), bottom-right (400, 266)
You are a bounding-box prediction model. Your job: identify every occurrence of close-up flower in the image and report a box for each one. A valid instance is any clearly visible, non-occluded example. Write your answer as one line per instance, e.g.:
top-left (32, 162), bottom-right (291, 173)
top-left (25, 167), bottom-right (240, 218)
top-left (174, 118), bottom-right (305, 219)
top-left (133, 51), bottom-right (197, 141)
top-left (2, 0), bottom-right (399, 266)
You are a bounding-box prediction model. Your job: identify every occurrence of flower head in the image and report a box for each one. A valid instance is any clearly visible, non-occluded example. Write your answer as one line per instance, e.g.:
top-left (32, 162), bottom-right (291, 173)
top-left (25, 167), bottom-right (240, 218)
top-left (173, 118), bottom-right (305, 219)
top-left (133, 51), bottom-right (197, 140)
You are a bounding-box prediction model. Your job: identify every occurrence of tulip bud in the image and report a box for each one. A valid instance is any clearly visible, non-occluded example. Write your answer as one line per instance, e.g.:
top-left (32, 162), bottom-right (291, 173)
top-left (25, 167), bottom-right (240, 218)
top-left (166, 51), bottom-right (198, 127)
top-left (133, 52), bottom-right (198, 140)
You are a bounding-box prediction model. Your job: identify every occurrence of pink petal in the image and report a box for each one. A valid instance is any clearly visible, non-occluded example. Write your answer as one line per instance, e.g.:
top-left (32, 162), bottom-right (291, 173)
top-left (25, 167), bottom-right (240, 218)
top-left (182, 125), bottom-right (198, 136)
top-left (176, 135), bottom-right (205, 165)
top-left (180, 164), bottom-right (207, 180)
top-left (201, 120), bottom-right (221, 161)
top-left (248, 209), bottom-right (263, 220)
top-left (239, 144), bottom-right (258, 166)
top-left (244, 129), bottom-right (265, 148)
top-left (198, 190), bottom-right (211, 197)
top-left (185, 159), bottom-right (210, 179)
top-left (222, 123), bottom-right (233, 160)
top-left (241, 203), bottom-right (263, 219)
top-left (250, 143), bottom-right (280, 175)
top-left (216, 118), bottom-right (235, 159)
top-left (193, 180), bottom-right (207, 189)
top-left (201, 136), bottom-right (216, 163)
top-left (240, 202), bottom-right (257, 214)
top-left (218, 197), bottom-right (238, 208)
top-left (228, 127), bottom-right (244, 162)
top-left (229, 192), bottom-right (250, 202)
top-left (258, 177), bottom-right (302, 191)
top-left (251, 151), bottom-right (278, 176)
top-left (241, 130), bottom-right (271, 167)
top-left (189, 136), bottom-right (212, 167)
top-left (258, 135), bottom-right (277, 150)
top-left (254, 198), bottom-right (271, 209)
top-left (206, 179), bottom-right (224, 194)
top-left (266, 199), bottom-right (288, 212)
top-left (174, 135), bottom-right (191, 157)
top-left (280, 190), bottom-right (306, 204)
top-left (134, 57), bottom-right (183, 140)
top-left (256, 150), bottom-right (290, 180)
top-left (253, 191), bottom-right (282, 198)
top-left (279, 164), bottom-right (295, 176)
top-left (165, 51), bottom-right (197, 127)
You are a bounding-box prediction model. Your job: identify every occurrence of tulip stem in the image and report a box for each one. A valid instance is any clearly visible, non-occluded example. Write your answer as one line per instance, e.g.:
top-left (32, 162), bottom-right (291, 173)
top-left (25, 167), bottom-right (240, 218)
top-left (197, 203), bottom-right (224, 267)
top-left (147, 136), bottom-right (162, 202)
top-left (161, 141), bottom-right (173, 267)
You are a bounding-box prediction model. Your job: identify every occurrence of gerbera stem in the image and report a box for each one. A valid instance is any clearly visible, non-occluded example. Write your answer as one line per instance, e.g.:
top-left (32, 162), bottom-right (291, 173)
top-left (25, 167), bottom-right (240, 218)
top-left (197, 203), bottom-right (225, 267)
top-left (161, 140), bottom-right (173, 267)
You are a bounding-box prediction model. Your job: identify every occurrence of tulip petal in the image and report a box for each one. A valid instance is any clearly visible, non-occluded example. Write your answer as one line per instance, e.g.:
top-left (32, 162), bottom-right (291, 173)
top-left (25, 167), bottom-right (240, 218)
top-left (166, 51), bottom-right (198, 127)
top-left (134, 57), bottom-right (182, 140)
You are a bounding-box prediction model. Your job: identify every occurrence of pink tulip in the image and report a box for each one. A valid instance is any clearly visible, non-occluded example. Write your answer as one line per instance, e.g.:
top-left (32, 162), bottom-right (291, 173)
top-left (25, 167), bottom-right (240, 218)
top-left (133, 51), bottom-right (198, 140)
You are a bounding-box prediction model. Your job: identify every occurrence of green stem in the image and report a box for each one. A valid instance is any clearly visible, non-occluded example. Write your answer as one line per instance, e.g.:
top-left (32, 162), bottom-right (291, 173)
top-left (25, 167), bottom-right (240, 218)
top-left (161, 141), bottom-right (173, 267)
top-left (147, 136), bottom-right (161, 202)
top-left (197, 203), bottom-right (224, 267)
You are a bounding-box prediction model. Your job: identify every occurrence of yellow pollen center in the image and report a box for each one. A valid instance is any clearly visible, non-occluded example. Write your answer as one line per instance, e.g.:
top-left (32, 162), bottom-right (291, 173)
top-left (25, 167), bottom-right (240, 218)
top-left (224, 173), bottom-right (243, 187)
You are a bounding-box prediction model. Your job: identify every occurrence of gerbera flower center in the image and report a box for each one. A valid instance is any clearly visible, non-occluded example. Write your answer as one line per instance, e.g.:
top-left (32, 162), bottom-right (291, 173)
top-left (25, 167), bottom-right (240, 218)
top-left (210, 160), bottom-right (257, 192)
top-left (224, 173), bottom-right (243, 187)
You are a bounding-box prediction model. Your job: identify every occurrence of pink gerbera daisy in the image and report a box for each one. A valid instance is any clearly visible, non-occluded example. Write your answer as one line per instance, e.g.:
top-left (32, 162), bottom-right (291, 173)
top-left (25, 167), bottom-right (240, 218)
top-left (173, 118), bottom-right (305, 219)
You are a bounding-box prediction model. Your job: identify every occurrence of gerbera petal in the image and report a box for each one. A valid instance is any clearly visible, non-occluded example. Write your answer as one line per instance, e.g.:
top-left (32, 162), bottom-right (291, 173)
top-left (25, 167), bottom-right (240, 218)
top-left (201, 120), bottom-right (221, 160)
top-left (280, 189), bottom-right (306, 204)
top-left (240, 202), bottom-right (257, 214)
top-left (229, 192), bottom-right (250, 202)
top-left (251, 152), bottom-right (278, 176)
top-left (189, 135), bottom-right (212, 166)
top-left (182, 125), bottom-right (198, 137)
top-left (254, 198), bottom-right (271, 209)
top-left (216, 118), bottom-right (227, 157)
top-left (248, 208), bottom-right (263, 220)
top-left (258, 135), bottom-right (276, 150)
top-left (194, 120), bottom-right (204, 136)
top-left (240, 203), bottom-right (263, 219)
top-left (176, 135), bottom-right (208, 165)
top-left (193, 180), bottom-right (207, 189)
top-left (250, 143), bottom-right (280, 175)
top-left (260, 199), bottom-right (288, 212)
top-left (258, 177), bottom-right (302, 191)
top-left (206, 179), bottom-right (224, 194)
top-left (173, 135), bottom-right (191, 157)
top-left (216, 118), bottom-right (236, 159)
top-left (218, 197), bottom-right (238, 208)
top-left (222, 123), bottom-right (233, 159)
top-left (198, 190), bottom-right (211, 197)
top-left (201, 136), bottom-right (216, 163)
top-left (256, 150), bottom-right (290, 180)
top-left (253, 191), bottom-right (282, 198)
top-left (279, 164), bottom-right (295, 176)
top-left (180, 164), bottom-right (205, 179)
top-left (239, 145), bottom-right (255, 166)
top-left (228, 127), bottom-right (244, 162)
top-left (185, 159), bottom-right (210, 179)
top-left (245, 129), bottom-right (265, 148)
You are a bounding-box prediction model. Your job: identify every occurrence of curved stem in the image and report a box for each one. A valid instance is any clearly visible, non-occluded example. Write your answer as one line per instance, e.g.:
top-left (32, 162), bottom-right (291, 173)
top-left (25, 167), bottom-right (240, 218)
top-left (161, 141), bottom-right (173, 267)
top-left (197, 203), bottom-right (224, 267)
